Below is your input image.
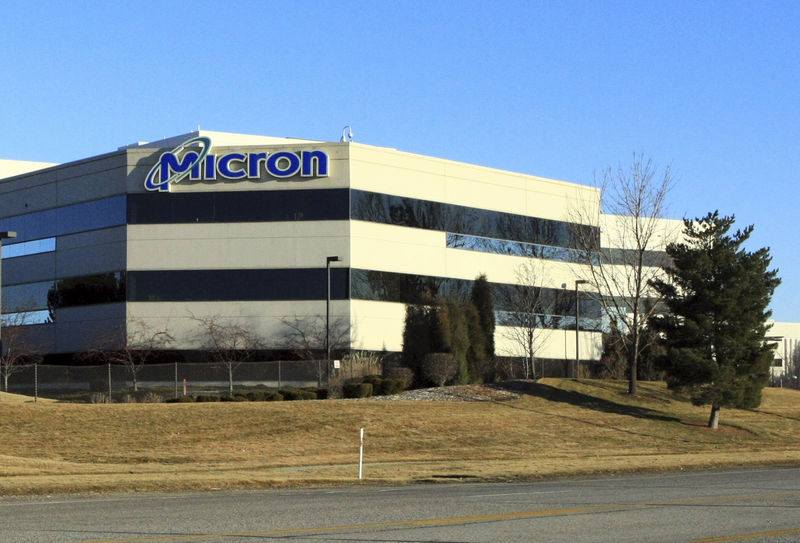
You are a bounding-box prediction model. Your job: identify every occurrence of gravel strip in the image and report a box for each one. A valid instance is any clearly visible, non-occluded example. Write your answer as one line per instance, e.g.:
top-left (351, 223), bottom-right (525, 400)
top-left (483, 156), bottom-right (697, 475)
top-left (368, 384), bottom-right (521, 402)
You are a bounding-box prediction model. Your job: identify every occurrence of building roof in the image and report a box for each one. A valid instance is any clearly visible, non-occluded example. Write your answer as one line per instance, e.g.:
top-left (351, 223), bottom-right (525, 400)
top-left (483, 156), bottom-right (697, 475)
top-left (0, 158), bottom-right (59, 180)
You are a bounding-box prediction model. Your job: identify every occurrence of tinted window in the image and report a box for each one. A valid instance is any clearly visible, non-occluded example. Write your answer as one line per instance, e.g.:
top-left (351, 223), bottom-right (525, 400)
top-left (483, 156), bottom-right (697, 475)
top-left (49, 272), bottom-right (126, 310)
top-left (350, 268), bottom-right (603, 331)
top-left (1, 237), bottom-right (56, 259)
top-left (127, 189), bottom-right (350, 224)
top-left (0, 196), bottom-right (126, 242)
top-left (350, 189), bottom-right (598, 250)
top-left (127, 268), bottom-right (349, 302)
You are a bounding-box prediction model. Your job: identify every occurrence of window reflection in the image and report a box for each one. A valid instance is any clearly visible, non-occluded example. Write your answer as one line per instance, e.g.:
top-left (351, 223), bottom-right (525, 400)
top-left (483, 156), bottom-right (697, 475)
top-left (350, 268), bottom-right (603, 332)
top-left (351, 189), bottom-right (599, 250)
top-left (0, 196), bottom-right (126, 242)
top-left (3, 280), bottom-right (53, 311)
top-left (446, 233), bottom-right (591, 264)
top-left (127, 268), bottom-right (349, 302)
top-left (1, 237), bottom-right (56, 259)
top-left (47, 273), bottom-right (126, 314)
top-left (1, 310), bottom-right (51, 326)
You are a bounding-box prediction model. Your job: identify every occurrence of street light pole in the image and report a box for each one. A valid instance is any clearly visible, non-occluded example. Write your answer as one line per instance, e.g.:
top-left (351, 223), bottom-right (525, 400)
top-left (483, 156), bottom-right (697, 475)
top-left (574, 279), bottom-right (588, 378)
top-left (326, 256), bottom-right (341, 390)
top-left (0, 231), bottom-right (18, 401)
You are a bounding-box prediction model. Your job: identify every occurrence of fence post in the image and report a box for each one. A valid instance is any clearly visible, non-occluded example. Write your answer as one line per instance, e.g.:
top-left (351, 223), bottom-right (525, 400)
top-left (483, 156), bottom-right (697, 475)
top-left (107, 363), bottom-right (111, 403)
top-left (278, 360), bottom-right (282, 390)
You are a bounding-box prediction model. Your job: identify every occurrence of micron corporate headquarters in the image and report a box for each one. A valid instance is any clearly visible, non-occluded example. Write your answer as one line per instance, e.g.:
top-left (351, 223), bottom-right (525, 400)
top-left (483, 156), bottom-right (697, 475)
top-left (0, 131), bottom-right (796, 377)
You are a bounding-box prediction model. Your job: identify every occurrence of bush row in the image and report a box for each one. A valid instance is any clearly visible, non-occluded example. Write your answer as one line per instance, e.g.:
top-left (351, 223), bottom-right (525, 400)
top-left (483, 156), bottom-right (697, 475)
top-left (342, 375), bottom-right (405, 398)
top-left (165, 388), bottom-right (323, 403)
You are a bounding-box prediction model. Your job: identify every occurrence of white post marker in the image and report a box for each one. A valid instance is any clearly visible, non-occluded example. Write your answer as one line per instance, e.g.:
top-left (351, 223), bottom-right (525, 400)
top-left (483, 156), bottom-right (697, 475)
top-left (358, 428), bottom-right (364, 480)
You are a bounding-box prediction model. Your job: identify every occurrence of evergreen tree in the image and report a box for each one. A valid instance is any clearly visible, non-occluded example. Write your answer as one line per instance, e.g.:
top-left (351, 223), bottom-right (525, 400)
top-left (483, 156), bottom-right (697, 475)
top-left (465, 303), bottom-right (487, 383)
top-left (650, 212), bottom-right (780, 429)
top-left (441, 297), bottom-right (471, 384)
top-left (470, 274), bottom-right (495, 358)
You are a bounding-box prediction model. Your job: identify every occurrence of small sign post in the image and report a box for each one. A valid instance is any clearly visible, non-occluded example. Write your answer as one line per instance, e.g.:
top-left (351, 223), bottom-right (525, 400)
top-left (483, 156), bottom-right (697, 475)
top-left (358, 428), bottom-right (364, 480)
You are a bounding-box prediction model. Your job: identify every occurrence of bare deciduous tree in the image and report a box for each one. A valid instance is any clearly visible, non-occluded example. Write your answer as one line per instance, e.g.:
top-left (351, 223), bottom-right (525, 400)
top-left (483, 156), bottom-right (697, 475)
top-left (191, 314), bottom-right (263, 394)
top-left (280, 315), bottom-right (351, 387)
top-left (280, 315), bottom-right (351, 358)
top-left (781, 343), bottom-right (800, 389)
top-left (1, 306), bottom-right (43, 393)
top-left (570, 153), bottom-right (675, 395)
top-left (84, 319), bottom-right (174, 392)
top-left (496, 259), bottom-right (558, 379)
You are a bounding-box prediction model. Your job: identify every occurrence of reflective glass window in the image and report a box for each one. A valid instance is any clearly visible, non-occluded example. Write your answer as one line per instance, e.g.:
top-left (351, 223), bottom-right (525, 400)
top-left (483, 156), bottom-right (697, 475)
top-left (0, 196), bottom-right (126, 243)
top-left (127, 189), bottom-right (350, 224)
top-left (127, 268), bottom-right (349, 302)
top-left (446, 233), bottom-right (590, 264)
top-left (2, 272), bottom-right (127, 321)
top-left (1, 237), bottom-right (56, 259)
top-left (49, 272), bottom-right (126, 309)
top-left (350, 189), bottom-right (599, 250)
top-left (3, 280), bottom-right (53, 311)
top-left (350, 268), bottom-right (604, 332)
top-left (1, 309), bottom-right (51, 326)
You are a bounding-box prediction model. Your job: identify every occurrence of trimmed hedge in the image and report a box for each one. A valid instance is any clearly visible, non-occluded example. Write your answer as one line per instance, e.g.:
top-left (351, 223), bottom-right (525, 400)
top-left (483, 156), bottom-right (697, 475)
top-left (343, 381), bottom-right (374, 398)
top-left (165, 396), bottom-right (195, 403)
top-left (348, 375), bottom-right (405, 397)
top-left (281, 388), bottom-right (317, 401)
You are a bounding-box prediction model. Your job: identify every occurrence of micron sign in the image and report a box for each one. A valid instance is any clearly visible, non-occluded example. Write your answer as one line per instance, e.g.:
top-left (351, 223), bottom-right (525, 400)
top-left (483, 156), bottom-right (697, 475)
top-left (144, 136), bottom-right (330, 192)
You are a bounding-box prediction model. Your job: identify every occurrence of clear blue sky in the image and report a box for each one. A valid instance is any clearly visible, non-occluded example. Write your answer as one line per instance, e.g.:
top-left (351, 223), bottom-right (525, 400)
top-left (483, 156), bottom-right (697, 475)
top-left (1, 1), bottom-right (797, 321)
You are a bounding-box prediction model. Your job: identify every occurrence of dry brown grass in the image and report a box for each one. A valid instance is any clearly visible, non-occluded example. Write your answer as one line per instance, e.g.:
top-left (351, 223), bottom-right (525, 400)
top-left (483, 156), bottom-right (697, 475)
top-left (0, 392), bottom-right (56, 404)
top-left (1, 379), bottom-right (799, 495)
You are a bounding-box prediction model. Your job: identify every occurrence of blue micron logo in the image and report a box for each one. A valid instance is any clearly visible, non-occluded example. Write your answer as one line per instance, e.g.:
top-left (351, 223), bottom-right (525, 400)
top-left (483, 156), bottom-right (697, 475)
top-left (144, 137), bottom-right (330, 192)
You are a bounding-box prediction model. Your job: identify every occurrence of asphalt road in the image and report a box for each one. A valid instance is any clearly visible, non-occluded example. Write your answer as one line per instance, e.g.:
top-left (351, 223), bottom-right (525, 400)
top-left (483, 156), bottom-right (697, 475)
top-left (2, 467), bottom-right (800, 543)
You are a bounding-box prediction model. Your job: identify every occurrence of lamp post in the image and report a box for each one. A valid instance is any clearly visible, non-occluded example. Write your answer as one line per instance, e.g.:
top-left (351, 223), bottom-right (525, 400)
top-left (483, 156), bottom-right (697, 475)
top-left (574, 279), bottom-right (588, 378)
top-left (326, 256), bottom-right (341, 390)
top-left (0, 231), bottom-right (18, 401)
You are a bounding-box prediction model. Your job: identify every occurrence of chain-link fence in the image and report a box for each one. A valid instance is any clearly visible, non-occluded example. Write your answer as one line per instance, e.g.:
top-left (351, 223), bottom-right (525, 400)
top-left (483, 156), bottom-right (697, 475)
top-left (1, 360), bottom-right (327, 401)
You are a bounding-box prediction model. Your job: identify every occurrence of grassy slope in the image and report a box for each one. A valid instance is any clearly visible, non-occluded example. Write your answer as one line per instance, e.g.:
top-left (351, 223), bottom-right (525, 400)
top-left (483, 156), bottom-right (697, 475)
top-left (1, 379), bottom-right (799, 495)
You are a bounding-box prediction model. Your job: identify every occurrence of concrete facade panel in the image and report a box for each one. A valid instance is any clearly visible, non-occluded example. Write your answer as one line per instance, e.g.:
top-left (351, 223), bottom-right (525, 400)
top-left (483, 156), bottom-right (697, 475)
top-left (127, 222), bottom-right (350, 270)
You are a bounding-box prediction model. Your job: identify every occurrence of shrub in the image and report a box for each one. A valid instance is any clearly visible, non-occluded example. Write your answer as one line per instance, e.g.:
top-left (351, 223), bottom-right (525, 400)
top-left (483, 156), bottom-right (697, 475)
top-left (422, 353), bottom-right (458, 387)
top-left (381, 378), bottom-right (406, 396)
top-left (361, 375), bottom-right (385, 395)
top-left (165, 396), bottom-right (195, 403)
top-left (343, 381), bottom-right (373, 398)
top-left (264, 390), bottom-right (283, 401)
top-left (314, 388), bottom-right (328, 400)
top-left (194, 395), bottom-right (220, 402)
top-left (141, 392), bottom-right (164, 403)
top-left (220, 395), bottom-right (249, 402)
top-left (281, 389), bottom-right (317, 401)
top-left (385, 365), bottom-right (414, 389)
top-left (362, 374), bottom-right (383, 386)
